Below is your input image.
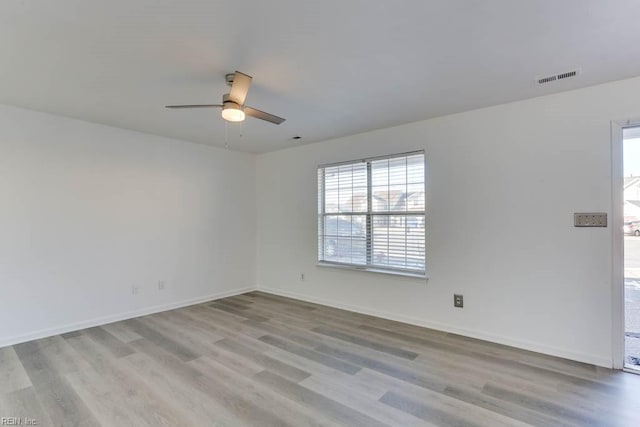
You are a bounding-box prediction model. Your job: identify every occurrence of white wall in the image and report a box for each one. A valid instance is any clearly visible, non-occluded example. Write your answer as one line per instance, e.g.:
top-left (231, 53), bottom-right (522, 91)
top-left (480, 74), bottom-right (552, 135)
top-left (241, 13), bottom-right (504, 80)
top-left (256, 76), bottom-right (640, 368)
top-left (0, 105), bottom-right (256, 346)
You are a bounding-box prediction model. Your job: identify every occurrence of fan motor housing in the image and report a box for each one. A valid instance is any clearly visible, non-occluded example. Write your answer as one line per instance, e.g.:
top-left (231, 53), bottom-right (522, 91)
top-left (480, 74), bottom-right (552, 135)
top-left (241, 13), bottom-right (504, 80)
top-left (222, 93), bottom-right (240, 107)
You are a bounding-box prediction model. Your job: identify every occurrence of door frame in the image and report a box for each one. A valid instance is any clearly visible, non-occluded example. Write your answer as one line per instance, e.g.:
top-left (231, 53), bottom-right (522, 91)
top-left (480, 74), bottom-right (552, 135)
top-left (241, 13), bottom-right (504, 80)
top-left (611, 118), bottom-right (640, 370)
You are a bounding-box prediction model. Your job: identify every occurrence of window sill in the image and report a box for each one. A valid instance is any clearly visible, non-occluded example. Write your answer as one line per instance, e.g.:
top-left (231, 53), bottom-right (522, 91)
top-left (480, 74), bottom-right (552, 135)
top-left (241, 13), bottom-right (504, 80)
top-left (316, 262), bottom-right (428, 280)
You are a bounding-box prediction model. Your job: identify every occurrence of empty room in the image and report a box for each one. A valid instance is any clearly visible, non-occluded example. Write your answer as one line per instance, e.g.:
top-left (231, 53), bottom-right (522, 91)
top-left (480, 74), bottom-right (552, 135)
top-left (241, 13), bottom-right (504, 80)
top-left (2, 1), bottom-right (640, 426)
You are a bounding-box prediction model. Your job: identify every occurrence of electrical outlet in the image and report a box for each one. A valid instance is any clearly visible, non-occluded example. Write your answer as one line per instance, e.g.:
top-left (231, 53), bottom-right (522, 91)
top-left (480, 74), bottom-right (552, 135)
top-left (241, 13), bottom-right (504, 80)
top-left (131, 285), bottom-right (139, 295)
top-left (158, 280), bottom-right (165, 290)
top-left (454, 294), bottom-right (463, 308)
top-left (574, 213), bottom-right (607, 227)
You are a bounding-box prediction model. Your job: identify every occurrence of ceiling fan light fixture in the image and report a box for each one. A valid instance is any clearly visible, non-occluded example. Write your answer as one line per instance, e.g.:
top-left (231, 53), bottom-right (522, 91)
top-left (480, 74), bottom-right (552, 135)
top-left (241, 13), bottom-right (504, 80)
top-left (166, 71), bottom-right (285, 125)
top-left (221, 102), bottom-right (245, 122)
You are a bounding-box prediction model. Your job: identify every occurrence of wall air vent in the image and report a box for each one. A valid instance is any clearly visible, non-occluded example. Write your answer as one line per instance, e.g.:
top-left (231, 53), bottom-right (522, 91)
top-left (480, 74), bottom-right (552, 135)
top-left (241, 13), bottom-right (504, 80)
top-left (537, 69), bottom-right (580, 85)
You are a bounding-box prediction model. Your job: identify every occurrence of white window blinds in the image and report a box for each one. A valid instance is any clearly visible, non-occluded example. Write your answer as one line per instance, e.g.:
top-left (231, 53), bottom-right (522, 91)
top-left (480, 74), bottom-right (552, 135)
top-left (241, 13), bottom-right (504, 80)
top-left (318, 151), bottom-right (425, 276)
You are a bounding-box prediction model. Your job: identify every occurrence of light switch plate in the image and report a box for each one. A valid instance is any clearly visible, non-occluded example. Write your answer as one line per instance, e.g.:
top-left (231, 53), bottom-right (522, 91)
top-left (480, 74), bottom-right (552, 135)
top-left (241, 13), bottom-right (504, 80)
top-left (574, 213), bottom-right (607, 227)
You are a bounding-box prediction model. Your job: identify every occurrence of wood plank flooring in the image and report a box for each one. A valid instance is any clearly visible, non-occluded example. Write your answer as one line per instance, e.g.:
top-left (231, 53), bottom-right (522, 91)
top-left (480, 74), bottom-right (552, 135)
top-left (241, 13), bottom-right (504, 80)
top-left (1, 291), bottom-right (639, 426)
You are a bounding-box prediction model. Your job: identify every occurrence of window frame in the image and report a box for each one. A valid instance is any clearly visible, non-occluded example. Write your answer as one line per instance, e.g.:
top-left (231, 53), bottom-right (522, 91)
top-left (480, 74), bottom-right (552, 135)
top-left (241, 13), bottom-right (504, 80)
top-left (317, 150), bottom-right (427, 279)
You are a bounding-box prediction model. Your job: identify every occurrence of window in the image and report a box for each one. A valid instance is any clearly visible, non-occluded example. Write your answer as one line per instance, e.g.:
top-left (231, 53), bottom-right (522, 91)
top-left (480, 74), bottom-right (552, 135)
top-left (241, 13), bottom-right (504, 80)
top-left (317, 151), bottom-right (426, 276)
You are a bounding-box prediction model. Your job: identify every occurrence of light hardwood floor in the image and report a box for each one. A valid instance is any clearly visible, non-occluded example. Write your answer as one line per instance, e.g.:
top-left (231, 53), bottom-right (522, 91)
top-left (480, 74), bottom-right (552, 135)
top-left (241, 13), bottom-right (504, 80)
top-left (1, 291), bottom-right (638, 426)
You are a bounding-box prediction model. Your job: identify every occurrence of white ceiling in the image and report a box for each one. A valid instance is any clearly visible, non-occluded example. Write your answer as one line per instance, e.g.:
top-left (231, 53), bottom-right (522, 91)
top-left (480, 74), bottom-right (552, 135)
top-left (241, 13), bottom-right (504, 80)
top-left (1, 1), bottom-right (640, 153)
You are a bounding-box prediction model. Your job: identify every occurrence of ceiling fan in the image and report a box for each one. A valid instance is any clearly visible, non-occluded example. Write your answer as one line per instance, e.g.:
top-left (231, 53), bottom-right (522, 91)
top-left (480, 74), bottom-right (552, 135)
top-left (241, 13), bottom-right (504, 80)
top-left (165, 71), bottom-right (285, 125)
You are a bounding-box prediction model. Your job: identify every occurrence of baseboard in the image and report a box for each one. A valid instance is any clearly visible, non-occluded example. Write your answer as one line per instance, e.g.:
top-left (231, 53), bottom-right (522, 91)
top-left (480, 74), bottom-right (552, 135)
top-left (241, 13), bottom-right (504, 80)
top-left (0, 286), bottom-right (257, 349)
top-left (258, 286), bottom-right (612, 368)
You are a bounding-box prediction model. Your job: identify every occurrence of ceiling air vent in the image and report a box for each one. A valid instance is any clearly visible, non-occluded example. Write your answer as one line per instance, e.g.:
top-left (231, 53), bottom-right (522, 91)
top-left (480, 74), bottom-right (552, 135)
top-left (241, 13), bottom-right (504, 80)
top-left (538, 75), bottom-right (557, 84)
top-left (537, 69), bottom-right (580, 85)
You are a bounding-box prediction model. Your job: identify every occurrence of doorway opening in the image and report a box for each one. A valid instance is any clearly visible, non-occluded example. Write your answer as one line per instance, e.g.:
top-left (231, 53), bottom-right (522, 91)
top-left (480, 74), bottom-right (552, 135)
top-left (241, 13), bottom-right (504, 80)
top-left (623, 126), bottom-right (640, 371)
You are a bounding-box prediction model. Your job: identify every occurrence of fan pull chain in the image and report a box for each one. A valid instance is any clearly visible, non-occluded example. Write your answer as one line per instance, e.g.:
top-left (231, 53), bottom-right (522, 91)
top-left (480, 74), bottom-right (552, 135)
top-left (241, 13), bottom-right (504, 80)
top-left (224, 120), bottom-right (229, 149)
top-left (239, 121), bottom-right (243, 138)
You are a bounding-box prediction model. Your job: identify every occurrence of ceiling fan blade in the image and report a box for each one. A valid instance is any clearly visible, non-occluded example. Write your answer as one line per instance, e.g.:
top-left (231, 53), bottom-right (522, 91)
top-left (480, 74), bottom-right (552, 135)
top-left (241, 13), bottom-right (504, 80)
top-left (244, 106), bottom-right (286, 125)
top-left (228, 71), bottom-right (252, 105)
top-left (165, 104), bottom-right (222, 109)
